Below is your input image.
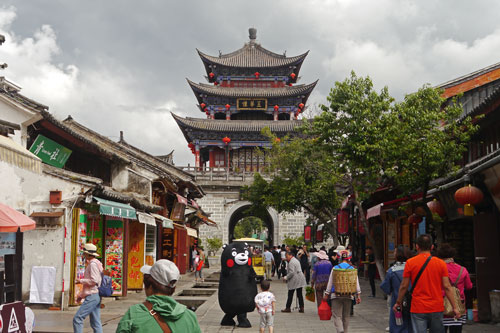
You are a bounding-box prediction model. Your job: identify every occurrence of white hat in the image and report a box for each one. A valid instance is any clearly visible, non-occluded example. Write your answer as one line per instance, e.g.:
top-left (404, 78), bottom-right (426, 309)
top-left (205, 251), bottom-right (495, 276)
top-left (82, 243), bottom-right (100, 257)
top-left (334, 245), bottom-right (346, 253)
top-left (315, 250), bottom-right (329, 260)
top-left (140, 259), bottom-right (180, 288)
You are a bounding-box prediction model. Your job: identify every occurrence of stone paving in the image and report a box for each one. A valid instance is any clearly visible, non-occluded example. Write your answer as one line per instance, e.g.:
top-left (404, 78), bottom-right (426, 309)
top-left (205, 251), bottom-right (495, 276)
top-left (31, 268), bottom-right (499, 332)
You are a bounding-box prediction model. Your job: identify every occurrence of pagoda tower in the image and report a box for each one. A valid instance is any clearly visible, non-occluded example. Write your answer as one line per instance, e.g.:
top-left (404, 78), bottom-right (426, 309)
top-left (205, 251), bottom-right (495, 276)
top-left (173, 28), bottom-right (317, 171)
top-left (173, 28), bottom-right (318, 245)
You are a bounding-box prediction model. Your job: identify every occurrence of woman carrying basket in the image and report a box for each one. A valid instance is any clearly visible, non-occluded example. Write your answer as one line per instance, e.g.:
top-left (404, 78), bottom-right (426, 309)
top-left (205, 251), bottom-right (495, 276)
top-left (323, 250), bottom-right (361, 333)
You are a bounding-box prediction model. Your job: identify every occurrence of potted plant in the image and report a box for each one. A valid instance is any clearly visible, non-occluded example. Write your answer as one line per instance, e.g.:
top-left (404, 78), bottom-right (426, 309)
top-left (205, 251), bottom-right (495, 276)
top-left (206, 237), bottom-right (223, 267)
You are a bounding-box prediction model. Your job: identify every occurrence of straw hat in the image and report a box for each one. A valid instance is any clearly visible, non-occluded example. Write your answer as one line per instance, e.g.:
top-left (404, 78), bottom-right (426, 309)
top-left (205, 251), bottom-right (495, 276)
top-left (82, 243), bottom-right (100, 257)
top-left (334, 245), bottom-right (346, 253)
top-left (315, 250), bottom-right (329, 260)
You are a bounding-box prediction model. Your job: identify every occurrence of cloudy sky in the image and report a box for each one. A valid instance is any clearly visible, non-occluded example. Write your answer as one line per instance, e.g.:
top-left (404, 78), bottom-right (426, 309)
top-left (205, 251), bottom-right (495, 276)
top-left (1, 1), bottom-right (500, 165)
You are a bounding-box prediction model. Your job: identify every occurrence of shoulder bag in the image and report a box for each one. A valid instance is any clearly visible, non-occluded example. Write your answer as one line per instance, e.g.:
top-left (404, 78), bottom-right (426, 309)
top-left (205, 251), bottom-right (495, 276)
top-left (143, 301), bottom-right (172, 333)
top-left (401, 255), bottom-right (432, 316)
top-left (444, 266), bottom-right (466, 316)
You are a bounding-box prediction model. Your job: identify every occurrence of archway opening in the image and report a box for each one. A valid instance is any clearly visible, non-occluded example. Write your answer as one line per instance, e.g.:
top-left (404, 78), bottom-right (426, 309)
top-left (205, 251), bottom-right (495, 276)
top-left (228, 205), bottom-right (274, 247)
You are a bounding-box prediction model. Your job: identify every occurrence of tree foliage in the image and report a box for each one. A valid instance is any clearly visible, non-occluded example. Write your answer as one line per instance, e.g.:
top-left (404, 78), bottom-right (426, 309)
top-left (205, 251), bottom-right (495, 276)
top-left (206, 237), bottom-right (223, 256)
top-left (233, 216), bottom-right (264, 239)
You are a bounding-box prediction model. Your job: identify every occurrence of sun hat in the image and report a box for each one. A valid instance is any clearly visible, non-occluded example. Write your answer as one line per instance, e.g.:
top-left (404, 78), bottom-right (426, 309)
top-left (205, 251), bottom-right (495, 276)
top-left (140, 259), bottom-right (180, 288)
top-left (82, 243), bottom-right (100, 257)
top-left (315, 250), bottom-right (329, 260)
top-left (334, 245), bottom-right (346, 253)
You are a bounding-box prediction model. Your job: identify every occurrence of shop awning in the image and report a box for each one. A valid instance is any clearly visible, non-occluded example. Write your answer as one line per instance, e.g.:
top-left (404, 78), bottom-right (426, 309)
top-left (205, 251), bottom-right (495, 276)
top-left (94, 196), bottom-right (137, 219)
top-left (186, 227), bottom-right (198, 238)
top-left (0, 135), bottom-right (42, 173)
top-left (137, 212), bottom-right (156, 226)
top-left (0, 203), bottom-right (36, 232)
top-left (366, 204), bottom-right (383, 219)
top-left (151, 213), bottom-right (173, 229)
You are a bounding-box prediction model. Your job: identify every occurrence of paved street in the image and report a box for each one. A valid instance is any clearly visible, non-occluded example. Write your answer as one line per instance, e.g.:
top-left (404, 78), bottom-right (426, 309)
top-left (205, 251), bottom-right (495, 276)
top-left (32, 268), bottom-right (499, 332)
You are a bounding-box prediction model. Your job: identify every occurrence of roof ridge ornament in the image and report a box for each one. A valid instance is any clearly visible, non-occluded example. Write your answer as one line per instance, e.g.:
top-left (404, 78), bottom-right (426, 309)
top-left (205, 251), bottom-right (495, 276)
top-left (249, 27), bottom-right (257, 42)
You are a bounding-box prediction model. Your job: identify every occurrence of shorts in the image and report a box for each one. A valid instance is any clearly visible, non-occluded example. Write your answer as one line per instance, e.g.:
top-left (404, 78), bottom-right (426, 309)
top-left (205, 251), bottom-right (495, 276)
top-left (259, 312), bottom-right (274, 328)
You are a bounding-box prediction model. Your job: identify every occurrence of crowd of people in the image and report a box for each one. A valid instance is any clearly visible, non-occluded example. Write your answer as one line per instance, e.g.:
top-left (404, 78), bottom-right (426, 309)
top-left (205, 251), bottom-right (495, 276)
top-left (72, 233), bottom-right (472, 333)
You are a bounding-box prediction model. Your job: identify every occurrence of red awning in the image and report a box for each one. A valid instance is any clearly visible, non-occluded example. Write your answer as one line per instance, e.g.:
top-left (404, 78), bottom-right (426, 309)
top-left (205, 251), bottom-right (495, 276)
top-left (176, 194), bottom-right (188, 205)
top-left (0, 203), bottom-right (36, 232)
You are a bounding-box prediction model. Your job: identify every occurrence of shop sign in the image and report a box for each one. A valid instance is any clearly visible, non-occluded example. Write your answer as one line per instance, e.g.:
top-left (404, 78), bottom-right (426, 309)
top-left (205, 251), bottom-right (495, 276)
top-left (0, 301), bottom-right (26, 333)
top-left (237, 98), bottom-right (267, 111)
top-left (29, 134), bottom-right (72, 168)
top-left (161, 227), bottom-right (175, 261)
top-left (170, 202), bottom-right (185, 222)
top-left (128, 222), bottom-right (144, 289)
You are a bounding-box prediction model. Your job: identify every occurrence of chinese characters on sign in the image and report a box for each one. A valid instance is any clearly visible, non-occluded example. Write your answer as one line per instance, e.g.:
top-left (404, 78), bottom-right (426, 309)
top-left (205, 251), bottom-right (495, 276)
top-left (127, 221), bottom-right (144, 289)
top-left (237, 98), bottom-right (267, 111)
top-left (29, 134), bottom-right (72, 168)
top-left (162, 228), bottom-right (175, 261)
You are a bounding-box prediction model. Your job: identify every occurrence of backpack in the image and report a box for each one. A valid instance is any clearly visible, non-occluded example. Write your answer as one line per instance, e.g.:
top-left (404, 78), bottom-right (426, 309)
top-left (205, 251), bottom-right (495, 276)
top-left (99, 273), bottom-right (113, 297)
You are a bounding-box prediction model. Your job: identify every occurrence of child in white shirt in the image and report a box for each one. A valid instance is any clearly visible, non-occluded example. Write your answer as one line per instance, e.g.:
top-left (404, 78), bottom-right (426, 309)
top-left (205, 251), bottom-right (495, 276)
top-left (254, 280), bottom-right (276, 333)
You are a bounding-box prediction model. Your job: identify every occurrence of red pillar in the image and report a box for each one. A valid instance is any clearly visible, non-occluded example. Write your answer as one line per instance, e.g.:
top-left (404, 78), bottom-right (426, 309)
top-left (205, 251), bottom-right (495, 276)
top-left (195, 146), bottom-right (200, 169)
top-left (209, 149), bottom-right (215, 168)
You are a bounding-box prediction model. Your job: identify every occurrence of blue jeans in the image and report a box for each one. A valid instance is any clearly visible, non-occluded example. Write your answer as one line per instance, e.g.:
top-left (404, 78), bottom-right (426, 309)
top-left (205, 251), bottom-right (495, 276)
top-left (411, 312), bottom-right (444, 333)
top-left (73, 293), bottom-right (102, 333)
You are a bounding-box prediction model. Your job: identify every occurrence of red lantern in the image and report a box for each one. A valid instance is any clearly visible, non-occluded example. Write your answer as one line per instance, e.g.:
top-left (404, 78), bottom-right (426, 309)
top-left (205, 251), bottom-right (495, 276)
top-left (209, 72), bottom-right (215, 79)
top-left (254, 72), bottom-right (260, 78)
top-left (188, 143), bottom-right (194, 149)
top-left (408, 214), bottom-right (423, 225)
top-left (214, 81), bottom-right (218, 86)
top-left (225, 104), bottom-right (231, 110)
top-left (205, 111), bottom-right (209, 115)
top-left (288, 83), bottom-right (292, 86)
top-left (203, 107), bottom-right (208, 112)
top-left (304, 225), bottom-right (312, 242)
top-left (298, 103), bottom-right (305, 109)
top-left (455, 185), bottom-right (483, 216)
top-left (222, 136), bottom-right (231, 145)
top-left (200, 103), bottom-right (206, 109)
top-left (274, 105), bottom-right (279, 111)
top-left (290, 73), bottom-right (296, 79)
top-left (337, 210), bottom-right (349, 235)
top-left (427, 199), bottom-right (445, 217)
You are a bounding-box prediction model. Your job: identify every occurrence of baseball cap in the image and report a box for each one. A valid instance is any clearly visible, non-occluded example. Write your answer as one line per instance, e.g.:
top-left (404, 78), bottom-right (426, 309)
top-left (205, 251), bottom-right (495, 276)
top-left (140, 259), bottom-right (180, 287)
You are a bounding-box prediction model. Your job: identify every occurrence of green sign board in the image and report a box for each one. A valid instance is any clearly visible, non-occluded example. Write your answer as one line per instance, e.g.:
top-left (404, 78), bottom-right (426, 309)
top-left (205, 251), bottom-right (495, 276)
top-left (29, 134), bottom-right (72, 168)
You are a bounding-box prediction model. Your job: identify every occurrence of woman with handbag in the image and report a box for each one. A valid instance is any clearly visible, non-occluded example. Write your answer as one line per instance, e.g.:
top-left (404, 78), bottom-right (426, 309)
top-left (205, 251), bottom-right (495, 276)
top-left (195, 247), bottom-right (205, 283)
top-left (437, 244), bottom-right (473, 333)
top-left (380, 245), bottom-right (413, 333)
top-left (311, 250), bottom-right (333, 307)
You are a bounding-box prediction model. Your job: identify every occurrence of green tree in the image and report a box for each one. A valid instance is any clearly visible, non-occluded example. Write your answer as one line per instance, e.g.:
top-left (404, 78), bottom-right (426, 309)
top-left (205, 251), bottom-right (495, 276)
top-left (233, 216), bottom-right (264, 239)
top-left (243, 130), bottom-right (341, 245)
top-left (206, 237), bottom-right (223, 256)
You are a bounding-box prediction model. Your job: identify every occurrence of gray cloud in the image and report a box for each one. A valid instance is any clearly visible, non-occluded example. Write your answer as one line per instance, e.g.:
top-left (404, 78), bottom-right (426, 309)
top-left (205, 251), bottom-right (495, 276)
top-left (1, 1), bottom-right (500, 165)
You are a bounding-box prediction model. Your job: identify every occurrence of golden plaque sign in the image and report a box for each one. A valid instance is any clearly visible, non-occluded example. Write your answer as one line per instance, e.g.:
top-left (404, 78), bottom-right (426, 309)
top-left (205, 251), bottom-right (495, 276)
top-left (237, 98), bottom-right (268, 110)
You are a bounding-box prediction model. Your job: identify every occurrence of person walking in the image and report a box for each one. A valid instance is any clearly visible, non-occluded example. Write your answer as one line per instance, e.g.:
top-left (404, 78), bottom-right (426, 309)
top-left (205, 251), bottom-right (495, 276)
top-left (281, 251), bottom-right (307, 313)
top-left (272, 246), bottom-right (281, 278)
top-left (117, 259), bottom-right (201, 332)
top-left (298, 245), bottom-right (310, 284)
top-left (194, 247), bottom-right (205, 283)
top-left (393, 234), bottom-right (461, 333)
top-left (380, 245), bottom-right (413, 333)
top-left (254, 280), bottom-right (276, 333)
top-left (264, 246), bottom-right (274, 281)
top-left (311, 250), bottom-right (333, 307)
top-left (437, 243), bottom-right (473, 333)
top-left (73, 243), bottom-right (103, 333)
top-left (324, 250), bottom-right (361, 333)
top-left (366, 246), bottom-right (377, 297)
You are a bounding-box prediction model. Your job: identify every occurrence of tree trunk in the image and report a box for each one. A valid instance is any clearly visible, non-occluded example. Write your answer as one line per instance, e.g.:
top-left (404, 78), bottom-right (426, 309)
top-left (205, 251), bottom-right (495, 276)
top-left (354, 197), bottom-right (386, 281)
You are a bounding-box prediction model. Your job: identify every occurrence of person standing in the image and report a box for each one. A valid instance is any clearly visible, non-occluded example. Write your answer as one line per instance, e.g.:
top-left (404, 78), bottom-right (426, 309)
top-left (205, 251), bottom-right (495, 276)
top-left (281, 251), bottom-right (306, 313)
top-left (393, 234), bottom-right (461, 333)
top-left (272, 246), bottom-right (281, 278)
top-left (437, 243), bottom-right (473, 333)
top-left (264, 246), bottom-right (274, 281)
top-left (254, 280), bottom-right (276, 333)
top-left (366, 246), bottom-right (377, 297)
top-left (195, 247), bottom-right (205, 283)
top-left (298, 245), bottom-right (310, 284)
top-left (311, 250), bottom-right (333, 307)
top-left (117, 259), bottom-right (202, 332)
top-left (191, 246), bottom-right (198, 272)
top-left (73, 243), bottom-right (103, 333)
top-left (324, 251), bottom-right (361, 333)
top-left (380, 245), bottom-right (413, 333)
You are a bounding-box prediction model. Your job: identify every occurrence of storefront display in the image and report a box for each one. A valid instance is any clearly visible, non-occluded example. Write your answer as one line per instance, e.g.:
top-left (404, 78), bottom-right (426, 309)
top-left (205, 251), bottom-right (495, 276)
top-left (0, 232), bottom-right (16, 272)
top-left (105, 219), bottom-right (124, 296)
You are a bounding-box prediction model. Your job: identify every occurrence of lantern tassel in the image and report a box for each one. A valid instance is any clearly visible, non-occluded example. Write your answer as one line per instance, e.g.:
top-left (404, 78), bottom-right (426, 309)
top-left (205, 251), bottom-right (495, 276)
top-left (464, 204), bottom-right (474, 216)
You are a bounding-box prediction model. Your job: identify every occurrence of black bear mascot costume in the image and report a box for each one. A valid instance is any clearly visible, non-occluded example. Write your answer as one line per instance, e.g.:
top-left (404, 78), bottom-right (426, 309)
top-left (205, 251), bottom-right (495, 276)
top-left (218, 242), bottom-right (257, 327)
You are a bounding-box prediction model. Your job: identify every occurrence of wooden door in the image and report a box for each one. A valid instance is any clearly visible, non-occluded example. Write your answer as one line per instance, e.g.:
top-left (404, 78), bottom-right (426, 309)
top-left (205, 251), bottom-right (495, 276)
top-left (473, 212), bottom-right (500, 321)
top-left (176, 228), bottom-right (188, 274)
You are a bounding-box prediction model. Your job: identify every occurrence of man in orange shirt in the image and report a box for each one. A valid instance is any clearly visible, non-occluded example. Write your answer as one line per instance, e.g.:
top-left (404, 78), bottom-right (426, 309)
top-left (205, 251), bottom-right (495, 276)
top-left (393, 234), bottom-right (460, 333)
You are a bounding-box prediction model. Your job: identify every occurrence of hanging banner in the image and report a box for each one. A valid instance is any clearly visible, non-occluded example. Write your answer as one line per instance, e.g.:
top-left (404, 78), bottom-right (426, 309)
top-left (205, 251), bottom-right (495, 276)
top-left (304, 225), bottom-right (312, 242)
top-left (105, 219), bottom-right (124, 296)
top-left (127, 221), bottom-right (144, 289)
top-left (29, 134), bottom-right (72, 168)
top-left (316, 224), bottom-right (324, 242)
top-left (337, 210), bottom-right (349, 235)
top-left (161, 227), bottom-right (175, 261)
top-left (170, 202), bottom-right (185, 222)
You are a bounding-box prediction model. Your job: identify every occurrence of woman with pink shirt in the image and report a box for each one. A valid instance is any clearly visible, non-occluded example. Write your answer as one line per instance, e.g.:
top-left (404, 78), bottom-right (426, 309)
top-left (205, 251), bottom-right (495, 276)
top-left (73, 243), bottom-right (104, 333)
top-left (437, 243), bottom-right (473, 333)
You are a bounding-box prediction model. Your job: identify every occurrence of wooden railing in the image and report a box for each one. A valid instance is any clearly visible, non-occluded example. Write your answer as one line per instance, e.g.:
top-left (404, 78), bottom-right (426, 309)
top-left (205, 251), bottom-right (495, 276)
top-left (178, 166), bottom-right (272, 182)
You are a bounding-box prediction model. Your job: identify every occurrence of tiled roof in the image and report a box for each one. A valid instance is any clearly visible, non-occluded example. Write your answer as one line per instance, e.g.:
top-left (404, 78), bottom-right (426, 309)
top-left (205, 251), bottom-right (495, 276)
top-left (437, 61), bottom-right (500, 90)
top-left (0, 77), bottom-right (48, 112)
top-left (172, 113), bottom-right (306, 133)
top-left (187, 79), bottom-right (318, 98)
top-left (197, 43), bottom-right (308, 68)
